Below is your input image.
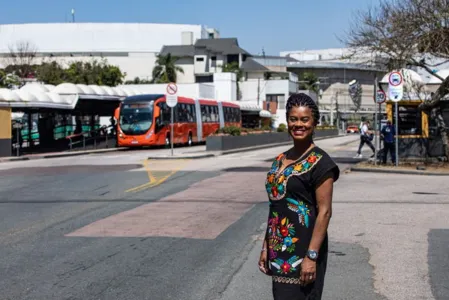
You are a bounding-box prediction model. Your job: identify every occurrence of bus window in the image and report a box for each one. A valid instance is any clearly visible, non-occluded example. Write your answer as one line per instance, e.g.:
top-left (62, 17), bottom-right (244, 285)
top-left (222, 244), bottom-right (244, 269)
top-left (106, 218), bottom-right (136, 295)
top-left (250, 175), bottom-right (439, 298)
top-left (119, 101), bottom-right (154, 135)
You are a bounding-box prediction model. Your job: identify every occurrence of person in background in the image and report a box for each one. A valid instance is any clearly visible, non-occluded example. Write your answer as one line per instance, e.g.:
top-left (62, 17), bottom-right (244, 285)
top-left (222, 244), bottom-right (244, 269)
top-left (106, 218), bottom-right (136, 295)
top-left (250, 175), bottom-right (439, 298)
top-left (381, 120), bottom-right (396, 164)
top-left (355, 120), bottom-right (375, 158)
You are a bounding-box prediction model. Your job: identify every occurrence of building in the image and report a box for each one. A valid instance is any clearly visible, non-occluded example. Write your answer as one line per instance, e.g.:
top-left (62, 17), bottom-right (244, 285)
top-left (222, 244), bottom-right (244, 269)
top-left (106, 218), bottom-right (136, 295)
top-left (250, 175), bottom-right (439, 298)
top-left (0, 22), bottom-right (219, 81)
top-left (281, 48), bottom-right (387, 125)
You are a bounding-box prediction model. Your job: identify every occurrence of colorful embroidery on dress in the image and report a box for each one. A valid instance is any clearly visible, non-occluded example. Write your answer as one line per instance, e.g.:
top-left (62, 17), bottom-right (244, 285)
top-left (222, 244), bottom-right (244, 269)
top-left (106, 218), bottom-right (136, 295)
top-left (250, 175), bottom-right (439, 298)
top-left (265, 151), bottom-right (323, 201)
top-left (270, 255), bottom-right (303, 275)
top-left (267, 212), bottom-right (299, 260)
top-left (286, 198), bottom-right (311, 228)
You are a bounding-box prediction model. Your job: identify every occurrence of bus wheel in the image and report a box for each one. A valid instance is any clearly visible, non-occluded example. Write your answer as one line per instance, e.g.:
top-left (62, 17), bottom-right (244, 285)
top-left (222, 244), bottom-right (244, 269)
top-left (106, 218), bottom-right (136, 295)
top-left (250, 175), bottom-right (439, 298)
top-left (187, 133), bottom-right (193, 146)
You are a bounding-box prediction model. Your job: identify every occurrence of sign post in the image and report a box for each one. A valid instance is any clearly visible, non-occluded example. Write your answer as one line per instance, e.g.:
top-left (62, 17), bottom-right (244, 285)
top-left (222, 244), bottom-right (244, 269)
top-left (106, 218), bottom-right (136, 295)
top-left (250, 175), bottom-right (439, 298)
top-left (374, 84), bottom-right (386, 165)
top-left (388, 71), bottom-right (403, 167)
top-left (166, 82), bottom-right (178, 156)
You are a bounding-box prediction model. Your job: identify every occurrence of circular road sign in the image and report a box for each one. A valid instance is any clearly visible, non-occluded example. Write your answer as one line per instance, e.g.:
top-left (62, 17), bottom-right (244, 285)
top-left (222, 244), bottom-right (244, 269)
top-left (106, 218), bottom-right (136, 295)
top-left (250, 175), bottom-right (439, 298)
top-left (388, 71), bottom-right (403, 87)
top-left (166, 82), bottom-right (178, 95)
top-left (375, 89), bottom-right (386, 104)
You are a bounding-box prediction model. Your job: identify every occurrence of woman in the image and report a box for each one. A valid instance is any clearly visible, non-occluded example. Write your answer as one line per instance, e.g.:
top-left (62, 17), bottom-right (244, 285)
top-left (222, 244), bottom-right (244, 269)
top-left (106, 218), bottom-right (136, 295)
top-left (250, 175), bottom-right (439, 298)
top-left (258, 93), bottom-right (340, 300)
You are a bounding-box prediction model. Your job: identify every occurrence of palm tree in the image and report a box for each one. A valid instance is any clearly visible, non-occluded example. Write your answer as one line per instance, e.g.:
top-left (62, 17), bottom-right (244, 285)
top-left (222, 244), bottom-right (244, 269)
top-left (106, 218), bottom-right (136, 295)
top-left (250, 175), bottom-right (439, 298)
top-left (151, 53), bottom-right (184, 83)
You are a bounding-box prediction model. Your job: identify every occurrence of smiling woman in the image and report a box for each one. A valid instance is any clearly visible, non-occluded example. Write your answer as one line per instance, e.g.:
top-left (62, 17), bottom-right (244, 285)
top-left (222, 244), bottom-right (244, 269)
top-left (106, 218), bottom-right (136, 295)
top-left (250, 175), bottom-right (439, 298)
top-left (258, 93), bottom-right (340, 300)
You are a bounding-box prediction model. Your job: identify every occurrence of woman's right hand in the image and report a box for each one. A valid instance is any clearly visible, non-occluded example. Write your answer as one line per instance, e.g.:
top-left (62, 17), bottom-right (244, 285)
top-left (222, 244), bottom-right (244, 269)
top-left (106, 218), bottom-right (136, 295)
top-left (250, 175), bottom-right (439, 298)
top-left (258, 249), bottom-right (269, 275)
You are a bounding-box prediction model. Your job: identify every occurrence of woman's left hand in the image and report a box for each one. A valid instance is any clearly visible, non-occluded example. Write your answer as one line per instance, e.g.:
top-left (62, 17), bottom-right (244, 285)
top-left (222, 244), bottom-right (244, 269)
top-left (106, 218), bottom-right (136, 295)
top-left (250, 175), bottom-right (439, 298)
top-left (299, 257), bottom-right (316, 286)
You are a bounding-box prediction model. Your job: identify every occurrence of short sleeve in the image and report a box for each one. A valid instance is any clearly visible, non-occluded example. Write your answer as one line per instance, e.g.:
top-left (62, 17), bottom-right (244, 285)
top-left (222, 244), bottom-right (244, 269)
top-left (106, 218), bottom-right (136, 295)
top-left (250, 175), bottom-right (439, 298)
top-left (310, 150), bottom-right (340, 189)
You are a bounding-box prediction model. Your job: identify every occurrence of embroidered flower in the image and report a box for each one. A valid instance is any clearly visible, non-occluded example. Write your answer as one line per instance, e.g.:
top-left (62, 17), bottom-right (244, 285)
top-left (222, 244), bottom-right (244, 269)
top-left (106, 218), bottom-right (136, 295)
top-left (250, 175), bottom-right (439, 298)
top-left (281, 262), bottom-right (291, 273)
top-left (280, 226), bottom-right (289, 237)
top-left (283, 236), bottom-right (293, 247)
top-left (293, 164), bottom-right (303, 171)
top-left (308, 155), bottom-right (317, 163)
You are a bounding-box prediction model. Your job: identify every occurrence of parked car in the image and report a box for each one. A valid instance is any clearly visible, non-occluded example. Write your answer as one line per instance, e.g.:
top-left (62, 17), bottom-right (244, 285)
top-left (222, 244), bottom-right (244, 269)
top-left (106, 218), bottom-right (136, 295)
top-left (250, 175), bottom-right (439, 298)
top-left (346, 125), bottom-right (359, 134)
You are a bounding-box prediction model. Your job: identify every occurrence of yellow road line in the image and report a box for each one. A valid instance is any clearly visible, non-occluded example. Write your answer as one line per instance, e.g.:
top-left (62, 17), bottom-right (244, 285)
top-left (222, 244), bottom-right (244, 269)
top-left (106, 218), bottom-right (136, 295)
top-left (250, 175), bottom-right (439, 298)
top-left (144, 159), bottom-right (157, 183)
top-left (125, 159), bottom-right (189, 193)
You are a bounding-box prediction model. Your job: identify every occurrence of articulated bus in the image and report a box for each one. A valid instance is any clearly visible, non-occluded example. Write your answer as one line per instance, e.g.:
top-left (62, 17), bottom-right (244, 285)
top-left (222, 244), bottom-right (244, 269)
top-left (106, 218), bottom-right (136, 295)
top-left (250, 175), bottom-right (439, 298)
top-left (115, 94), bottom-right (241, 147)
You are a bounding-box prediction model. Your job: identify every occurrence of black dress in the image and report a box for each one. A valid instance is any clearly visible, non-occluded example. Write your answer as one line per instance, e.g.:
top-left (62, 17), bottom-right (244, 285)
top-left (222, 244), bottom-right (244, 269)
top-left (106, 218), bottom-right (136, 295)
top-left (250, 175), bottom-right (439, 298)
top-left (264, 146), bottom-right (340, 300)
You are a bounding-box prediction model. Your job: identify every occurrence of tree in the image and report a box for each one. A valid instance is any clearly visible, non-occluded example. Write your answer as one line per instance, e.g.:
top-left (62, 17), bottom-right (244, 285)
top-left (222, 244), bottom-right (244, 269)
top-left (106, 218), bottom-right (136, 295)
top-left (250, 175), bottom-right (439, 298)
top-left (222, 61), bottom-right (243, 100)
top-left (343, 0), bottom-right (449, 159)
top-left (299, 72), bottom-right (320, 95)
top-left (36, 61), bottom-right (68, 85)
top-left (3, 41), bottom-right (38, 80)
top-left (35, 58), bottom-right (125, 86)
top-left (151, 53), bottom-right (184, 83)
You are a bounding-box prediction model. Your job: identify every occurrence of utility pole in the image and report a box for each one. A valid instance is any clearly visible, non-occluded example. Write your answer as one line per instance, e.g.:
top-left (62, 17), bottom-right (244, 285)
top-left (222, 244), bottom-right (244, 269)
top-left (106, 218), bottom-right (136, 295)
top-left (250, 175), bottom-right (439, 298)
top-left (257, 78), bottom-right (260, 107)
top-left (71, 9), bottom-right (75, 23)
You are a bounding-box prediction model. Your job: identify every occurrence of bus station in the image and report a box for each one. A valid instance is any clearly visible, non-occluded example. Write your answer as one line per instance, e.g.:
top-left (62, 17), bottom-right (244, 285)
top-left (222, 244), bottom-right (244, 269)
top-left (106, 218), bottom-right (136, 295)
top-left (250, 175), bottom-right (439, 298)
top-left (0, 82), bottom-right (271, 158)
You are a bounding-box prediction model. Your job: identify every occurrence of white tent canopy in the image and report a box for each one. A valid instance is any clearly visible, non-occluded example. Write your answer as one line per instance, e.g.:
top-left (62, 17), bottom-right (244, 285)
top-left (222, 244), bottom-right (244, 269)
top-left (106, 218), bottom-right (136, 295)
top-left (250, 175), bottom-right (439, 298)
top-left (0, 82), bottom-right (130, 109)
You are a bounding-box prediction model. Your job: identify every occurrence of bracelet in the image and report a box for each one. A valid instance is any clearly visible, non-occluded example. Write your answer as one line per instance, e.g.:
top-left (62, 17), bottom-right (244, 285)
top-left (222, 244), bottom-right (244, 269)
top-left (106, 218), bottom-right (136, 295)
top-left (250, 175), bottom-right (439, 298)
top-left (261, 248), bottom-right (267, 252)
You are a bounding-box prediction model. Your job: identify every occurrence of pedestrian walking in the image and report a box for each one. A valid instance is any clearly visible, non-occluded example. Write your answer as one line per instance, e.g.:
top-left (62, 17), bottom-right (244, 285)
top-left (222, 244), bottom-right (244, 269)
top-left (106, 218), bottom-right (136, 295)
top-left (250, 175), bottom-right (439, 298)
top-left (381, 120), bottom-right (396, 164)
top-left (259, 93), bottom-right (340, 300)
top-left (355, 120), bottom-right (375, 158)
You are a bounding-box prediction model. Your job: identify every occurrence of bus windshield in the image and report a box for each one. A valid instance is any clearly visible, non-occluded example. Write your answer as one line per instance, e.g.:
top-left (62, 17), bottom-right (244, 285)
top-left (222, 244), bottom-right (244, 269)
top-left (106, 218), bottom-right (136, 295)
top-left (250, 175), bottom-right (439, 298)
top-left (119, 101), bottom-right (154, 135)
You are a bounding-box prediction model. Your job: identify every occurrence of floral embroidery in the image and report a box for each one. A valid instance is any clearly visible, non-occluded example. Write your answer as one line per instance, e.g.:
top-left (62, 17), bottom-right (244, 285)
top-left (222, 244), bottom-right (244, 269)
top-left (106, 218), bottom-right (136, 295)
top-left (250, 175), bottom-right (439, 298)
top-left (270, 255), bottom-right (303, 275)
top-left (265, 151), bottom-right (323, 201)
top-left (286, 198), bottom-right (311, 228)
top-left (267, 212), bottom-right (299, 260)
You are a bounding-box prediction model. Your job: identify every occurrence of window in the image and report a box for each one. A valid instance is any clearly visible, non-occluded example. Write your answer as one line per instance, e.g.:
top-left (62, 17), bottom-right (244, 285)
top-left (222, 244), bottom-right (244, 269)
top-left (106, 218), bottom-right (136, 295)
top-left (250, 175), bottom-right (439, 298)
top-left (224, 107), bottom-right (241, 123)
top-left (211, 56), bottom-right (217, 67)
top-left (175, 103), bottom-right (197, 123)
top-left (196, 57), bottom-right (204, 62)
top-left (200, 105), bottom-right (219, 123)
top-left (392, 104), bottom-right (422, 135)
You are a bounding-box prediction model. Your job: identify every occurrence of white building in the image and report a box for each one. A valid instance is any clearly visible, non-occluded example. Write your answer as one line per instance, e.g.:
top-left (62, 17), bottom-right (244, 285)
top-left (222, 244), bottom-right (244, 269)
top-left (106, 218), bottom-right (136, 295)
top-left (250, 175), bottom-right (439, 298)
top-left (0, 22), bottom-right (219, 81)
top-left (281, 47), bottom-right (387, 125)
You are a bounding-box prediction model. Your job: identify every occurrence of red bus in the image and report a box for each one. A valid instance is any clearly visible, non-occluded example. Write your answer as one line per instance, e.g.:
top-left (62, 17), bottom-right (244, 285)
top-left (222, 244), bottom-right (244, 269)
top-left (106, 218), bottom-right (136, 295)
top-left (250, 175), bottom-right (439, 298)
top-left (115, 94), bottom-right (241, 147)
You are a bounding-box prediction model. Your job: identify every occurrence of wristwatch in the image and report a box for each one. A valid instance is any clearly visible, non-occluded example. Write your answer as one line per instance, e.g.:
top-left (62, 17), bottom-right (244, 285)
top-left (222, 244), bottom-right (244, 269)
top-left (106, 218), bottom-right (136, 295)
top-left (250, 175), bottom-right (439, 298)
top-left (306, 250), bottom-right (318, 261)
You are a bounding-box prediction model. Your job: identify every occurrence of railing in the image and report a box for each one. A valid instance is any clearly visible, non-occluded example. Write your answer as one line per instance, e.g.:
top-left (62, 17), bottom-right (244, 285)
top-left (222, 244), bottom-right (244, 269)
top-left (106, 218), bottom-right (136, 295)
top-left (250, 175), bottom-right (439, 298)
top-left (66, 125), bottom-right (116, 151)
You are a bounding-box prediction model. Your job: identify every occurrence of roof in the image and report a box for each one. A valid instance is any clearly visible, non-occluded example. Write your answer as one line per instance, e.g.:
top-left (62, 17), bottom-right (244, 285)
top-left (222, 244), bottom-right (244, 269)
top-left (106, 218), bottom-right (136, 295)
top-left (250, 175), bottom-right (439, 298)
top-left (0, 23), bottom-right (208, 53)
top-left (0, 83), bottom-right (142, 109)
top-left (159, 45), bottom-right (195, 57)
top-left (287, 61), bottom-right (384, 72)
top-left (160, 38), bottom-right (251, 57)
top-left (194, 38), bottom-right (250, 55)
top-left (241, 57), bottom-right (269, 72)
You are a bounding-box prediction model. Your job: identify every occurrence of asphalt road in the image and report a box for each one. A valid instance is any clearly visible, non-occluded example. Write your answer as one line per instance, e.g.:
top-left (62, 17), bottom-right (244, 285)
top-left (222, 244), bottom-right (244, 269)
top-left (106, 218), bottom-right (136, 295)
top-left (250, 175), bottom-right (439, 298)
top-left (0, 134), bottom-right (447, 300)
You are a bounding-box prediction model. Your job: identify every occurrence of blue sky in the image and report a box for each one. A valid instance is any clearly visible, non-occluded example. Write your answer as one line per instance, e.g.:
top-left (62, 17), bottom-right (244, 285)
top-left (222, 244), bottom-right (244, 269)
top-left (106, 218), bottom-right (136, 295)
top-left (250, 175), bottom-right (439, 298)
top-left (0, 0), bottom-right (377, 55)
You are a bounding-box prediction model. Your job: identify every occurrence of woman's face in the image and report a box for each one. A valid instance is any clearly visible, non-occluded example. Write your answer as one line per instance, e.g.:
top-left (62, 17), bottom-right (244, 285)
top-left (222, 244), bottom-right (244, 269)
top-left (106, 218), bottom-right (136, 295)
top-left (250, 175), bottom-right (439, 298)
top-left (287, 105), bottom-right (315, 142)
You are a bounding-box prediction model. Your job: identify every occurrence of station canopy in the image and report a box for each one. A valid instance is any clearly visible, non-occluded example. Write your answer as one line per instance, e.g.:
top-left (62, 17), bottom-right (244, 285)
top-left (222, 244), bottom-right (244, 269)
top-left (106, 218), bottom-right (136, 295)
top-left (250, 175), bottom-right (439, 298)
top-left (0, 83), bottom-right (144, 110)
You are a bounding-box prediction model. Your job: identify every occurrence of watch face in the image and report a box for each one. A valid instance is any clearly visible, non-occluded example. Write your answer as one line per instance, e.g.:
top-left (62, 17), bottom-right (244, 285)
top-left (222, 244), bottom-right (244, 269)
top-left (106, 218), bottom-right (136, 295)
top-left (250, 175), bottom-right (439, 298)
top-left (308, 251), bottom-right (318, 259)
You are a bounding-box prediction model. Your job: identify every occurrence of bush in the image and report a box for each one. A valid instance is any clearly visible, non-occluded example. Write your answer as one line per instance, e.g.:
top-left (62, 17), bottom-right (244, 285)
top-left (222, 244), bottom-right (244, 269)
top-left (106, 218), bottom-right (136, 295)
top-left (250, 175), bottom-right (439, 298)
top-left (216, 126), bottom-right (241, 136)
top-left (277, 123), bottom-right (287, 132)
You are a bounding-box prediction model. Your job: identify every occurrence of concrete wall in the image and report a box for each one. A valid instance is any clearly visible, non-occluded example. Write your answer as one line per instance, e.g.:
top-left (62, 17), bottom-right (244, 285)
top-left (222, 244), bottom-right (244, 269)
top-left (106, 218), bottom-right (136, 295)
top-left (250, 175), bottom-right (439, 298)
top-left (206, 129), bottom-right (339, 151)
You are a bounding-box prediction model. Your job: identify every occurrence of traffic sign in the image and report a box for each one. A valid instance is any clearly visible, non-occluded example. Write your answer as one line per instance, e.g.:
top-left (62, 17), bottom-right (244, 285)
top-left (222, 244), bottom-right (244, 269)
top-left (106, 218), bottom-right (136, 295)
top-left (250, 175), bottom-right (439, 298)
top-left (375, 89), bottom-right (386, 104)
top-left (388, 71), bottom-right (404, 102)
top-left (166, 82), bottom-right (178, 95)
top-left (389, 86), bottom-right (403, 102)
top-left (388, 71), bottom-right (403, 87)
top-left (166, 94), bottom-right (178, 108)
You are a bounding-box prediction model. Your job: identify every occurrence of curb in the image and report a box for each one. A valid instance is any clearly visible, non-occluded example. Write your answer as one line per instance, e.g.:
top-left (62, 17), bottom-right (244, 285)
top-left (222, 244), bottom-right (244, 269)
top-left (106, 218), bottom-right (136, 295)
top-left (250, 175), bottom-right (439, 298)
top-left (0, 147), bottom-right (127, 163)
top-left (147, 153), bottom-right (216, 160)
top-left (350, 166), bottom-right (449, 176)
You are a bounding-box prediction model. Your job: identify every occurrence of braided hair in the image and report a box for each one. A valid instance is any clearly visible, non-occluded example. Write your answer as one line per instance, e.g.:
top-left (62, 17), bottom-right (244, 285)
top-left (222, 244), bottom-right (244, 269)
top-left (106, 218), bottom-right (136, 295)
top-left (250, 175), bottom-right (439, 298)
top-left (285, 93), bottom-right (320, 125)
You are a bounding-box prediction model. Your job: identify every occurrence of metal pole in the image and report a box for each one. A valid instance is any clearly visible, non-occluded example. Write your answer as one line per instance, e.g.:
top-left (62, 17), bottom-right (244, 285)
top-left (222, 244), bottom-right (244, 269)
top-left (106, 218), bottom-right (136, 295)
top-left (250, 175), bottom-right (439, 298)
top-left (374, 76), bottom-right (378, 165)
top-left (170, 107), bottom-right (174, 156)
top-left (16, 125), bottom-right (20, 157)
top-left (395, 102), bottom-right (399, 167)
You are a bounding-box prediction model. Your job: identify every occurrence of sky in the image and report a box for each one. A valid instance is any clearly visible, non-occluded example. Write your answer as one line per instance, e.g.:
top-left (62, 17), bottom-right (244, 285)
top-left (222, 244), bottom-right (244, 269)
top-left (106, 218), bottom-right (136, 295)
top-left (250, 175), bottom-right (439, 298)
top-left (0, 0), bottom-right (377, 55)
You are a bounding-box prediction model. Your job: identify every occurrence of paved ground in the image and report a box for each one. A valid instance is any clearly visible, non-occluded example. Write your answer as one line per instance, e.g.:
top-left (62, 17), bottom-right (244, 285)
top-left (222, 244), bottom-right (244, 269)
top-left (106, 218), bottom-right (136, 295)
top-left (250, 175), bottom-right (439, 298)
top-left (0, 134), bottom-right (447, 300)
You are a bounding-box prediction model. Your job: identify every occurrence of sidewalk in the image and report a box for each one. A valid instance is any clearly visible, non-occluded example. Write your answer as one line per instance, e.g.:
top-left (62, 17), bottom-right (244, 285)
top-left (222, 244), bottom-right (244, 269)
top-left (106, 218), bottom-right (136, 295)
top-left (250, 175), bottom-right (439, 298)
top-left (0, 134), bottom-right (346, 163)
